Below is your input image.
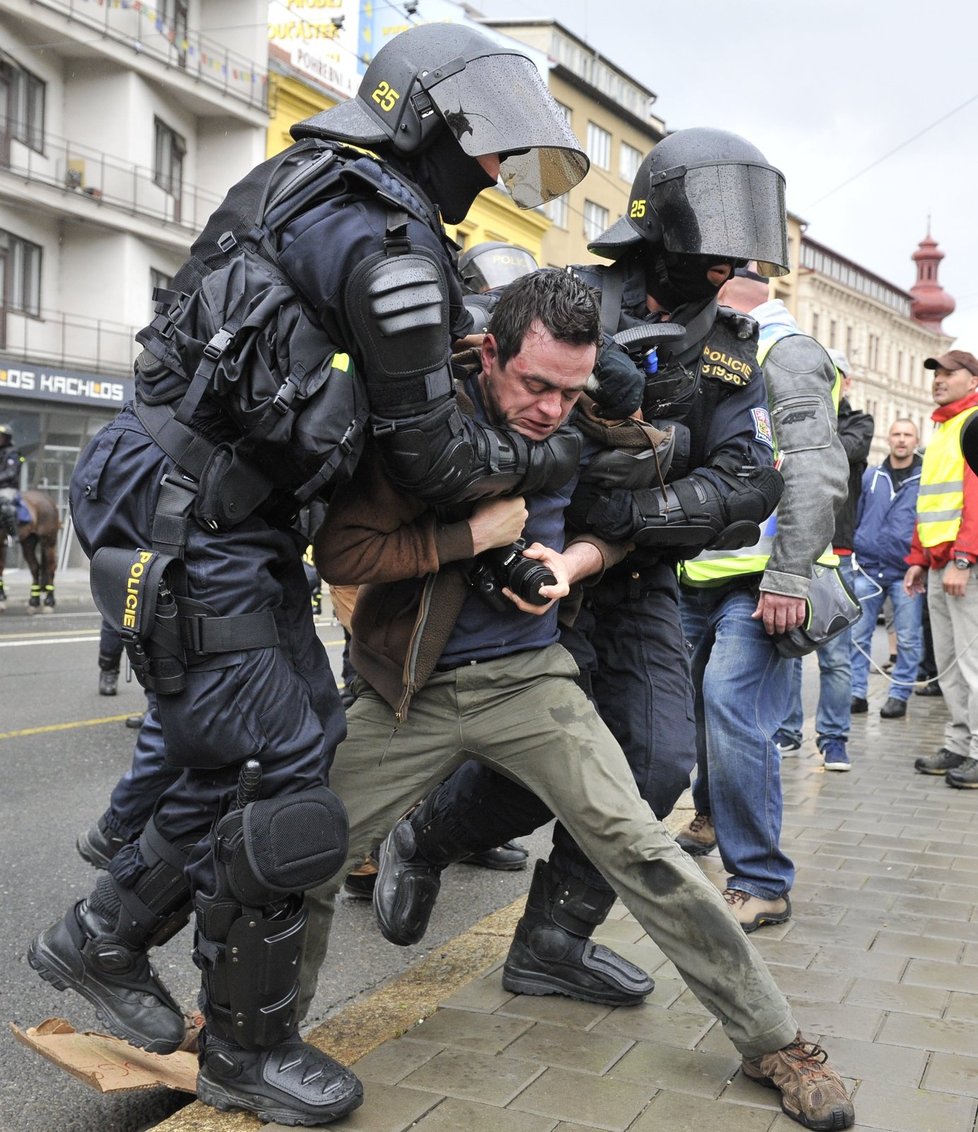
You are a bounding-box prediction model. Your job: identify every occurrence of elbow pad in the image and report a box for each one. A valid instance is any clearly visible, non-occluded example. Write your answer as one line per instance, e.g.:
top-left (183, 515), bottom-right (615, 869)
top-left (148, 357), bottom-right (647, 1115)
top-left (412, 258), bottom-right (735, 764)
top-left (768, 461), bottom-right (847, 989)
top-left (346, 248), bottom-right (455, 415)
top-left (375, 402), bottom-right (582, 506)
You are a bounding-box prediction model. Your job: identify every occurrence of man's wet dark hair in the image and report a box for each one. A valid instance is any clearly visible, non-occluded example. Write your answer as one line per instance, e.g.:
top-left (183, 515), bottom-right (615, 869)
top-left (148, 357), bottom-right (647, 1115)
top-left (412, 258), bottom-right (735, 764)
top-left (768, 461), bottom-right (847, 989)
top-left (489, 269), bottom-right (601, 368)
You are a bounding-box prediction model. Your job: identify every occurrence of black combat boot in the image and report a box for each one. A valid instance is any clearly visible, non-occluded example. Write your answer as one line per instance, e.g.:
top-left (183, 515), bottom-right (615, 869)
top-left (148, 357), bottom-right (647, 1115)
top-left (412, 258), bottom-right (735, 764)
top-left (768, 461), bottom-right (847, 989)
top-left (27, 879), bottom-right (188, 1053)
top-left (196, 1029), bottom-right (363, 1127)
top-left (373, 791), bottom-right (473, 946)
top-left (98, 653), bottom-right (120, 695)
top-left (502, 860), bottom-right (654, 1007)
top-left (77, 812), bottom-right (128, 869)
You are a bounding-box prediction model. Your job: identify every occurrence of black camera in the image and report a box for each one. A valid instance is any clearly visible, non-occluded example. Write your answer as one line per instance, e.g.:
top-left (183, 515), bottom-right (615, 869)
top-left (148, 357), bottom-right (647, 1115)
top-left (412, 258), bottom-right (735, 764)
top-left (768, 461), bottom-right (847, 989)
top-left (467, 538), bottom-right (557, 612)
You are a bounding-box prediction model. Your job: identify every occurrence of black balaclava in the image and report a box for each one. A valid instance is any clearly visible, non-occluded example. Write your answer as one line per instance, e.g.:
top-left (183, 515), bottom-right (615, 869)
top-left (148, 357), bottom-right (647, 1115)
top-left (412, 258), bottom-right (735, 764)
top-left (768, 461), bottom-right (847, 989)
top-left (645, 248), bottom-right (737, 312)
top-left (404, 126), bottom-right (496, 225)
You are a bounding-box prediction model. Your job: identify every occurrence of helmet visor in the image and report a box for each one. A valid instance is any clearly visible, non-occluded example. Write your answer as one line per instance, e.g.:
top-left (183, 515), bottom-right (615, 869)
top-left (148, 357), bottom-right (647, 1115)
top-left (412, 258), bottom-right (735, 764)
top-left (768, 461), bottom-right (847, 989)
top-left (462, 245), bottom-right (539, 292)
top-left (426, 54), bottom-right (589, 207)
top-left (652, 161), bottom-right (789, 276)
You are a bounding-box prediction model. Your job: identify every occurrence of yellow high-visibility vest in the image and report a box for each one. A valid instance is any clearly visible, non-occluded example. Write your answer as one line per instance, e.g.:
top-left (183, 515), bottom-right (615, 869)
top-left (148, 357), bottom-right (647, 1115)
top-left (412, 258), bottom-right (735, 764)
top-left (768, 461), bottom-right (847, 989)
top-left (681, 331), bottom-right (842, 586)
top-left (916, 407), bottom-right (978, 547)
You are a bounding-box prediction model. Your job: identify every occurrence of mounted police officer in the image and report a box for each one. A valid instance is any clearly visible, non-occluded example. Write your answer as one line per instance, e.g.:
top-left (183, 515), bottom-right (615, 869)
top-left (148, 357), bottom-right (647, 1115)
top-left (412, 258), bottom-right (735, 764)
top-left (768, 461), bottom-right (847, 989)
top-left (371, 128), bottom-right (791, 1008)
top-left (0, 424), bottom-right (24, 540)
top-left (27, 23), bottom-right (593, 1127)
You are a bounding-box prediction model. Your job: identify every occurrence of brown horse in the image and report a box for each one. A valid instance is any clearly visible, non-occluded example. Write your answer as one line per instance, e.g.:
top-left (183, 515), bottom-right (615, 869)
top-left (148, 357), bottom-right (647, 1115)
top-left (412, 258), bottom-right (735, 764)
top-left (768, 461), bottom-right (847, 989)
top-left (0, 489), bottom-right (62, 613)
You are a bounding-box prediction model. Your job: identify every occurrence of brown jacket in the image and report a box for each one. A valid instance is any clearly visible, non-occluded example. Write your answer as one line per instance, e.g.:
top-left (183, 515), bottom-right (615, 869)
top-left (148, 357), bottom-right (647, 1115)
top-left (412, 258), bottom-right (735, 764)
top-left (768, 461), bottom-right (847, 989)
top-left (314, 442), bottom-right (478, 719)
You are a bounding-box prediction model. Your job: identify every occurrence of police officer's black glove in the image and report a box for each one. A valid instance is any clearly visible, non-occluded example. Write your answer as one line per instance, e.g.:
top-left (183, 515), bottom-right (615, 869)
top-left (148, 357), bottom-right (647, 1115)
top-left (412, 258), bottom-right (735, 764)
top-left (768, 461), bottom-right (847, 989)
top-left (588, 343), bottom-right (645, 420)
top-left (566, 482), bottom-right (638, 541)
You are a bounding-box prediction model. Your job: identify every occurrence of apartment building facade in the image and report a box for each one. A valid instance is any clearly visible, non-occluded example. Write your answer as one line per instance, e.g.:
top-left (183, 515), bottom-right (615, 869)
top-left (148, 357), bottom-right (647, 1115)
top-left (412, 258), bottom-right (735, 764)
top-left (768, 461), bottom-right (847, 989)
top-left (478, 17), bottom-right (665, 272)
top-left (777, 221), bottom-right (954, 460)
top-left (0, 0), bottom-right (269, 563)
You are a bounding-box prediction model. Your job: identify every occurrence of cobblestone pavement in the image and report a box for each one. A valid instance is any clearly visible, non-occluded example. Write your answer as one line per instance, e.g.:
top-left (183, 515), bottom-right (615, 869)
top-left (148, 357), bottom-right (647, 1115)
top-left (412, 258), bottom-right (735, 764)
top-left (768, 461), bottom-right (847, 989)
top-left (143, 677), bottom-right (978, 1132)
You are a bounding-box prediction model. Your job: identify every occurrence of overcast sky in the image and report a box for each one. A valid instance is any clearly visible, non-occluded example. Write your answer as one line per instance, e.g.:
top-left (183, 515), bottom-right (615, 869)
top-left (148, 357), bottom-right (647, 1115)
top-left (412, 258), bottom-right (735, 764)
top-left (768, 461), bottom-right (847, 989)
top-left (471, 0), bottom-right (978, 351)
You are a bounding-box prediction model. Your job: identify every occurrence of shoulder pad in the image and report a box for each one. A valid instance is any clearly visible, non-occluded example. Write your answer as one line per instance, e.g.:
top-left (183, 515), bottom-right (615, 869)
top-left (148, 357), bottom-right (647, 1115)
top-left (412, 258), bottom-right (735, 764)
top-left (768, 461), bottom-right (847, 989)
top-left (767, 334), bottom-right (835, 380)
top-left (716, 305), bottom-right (759, 342)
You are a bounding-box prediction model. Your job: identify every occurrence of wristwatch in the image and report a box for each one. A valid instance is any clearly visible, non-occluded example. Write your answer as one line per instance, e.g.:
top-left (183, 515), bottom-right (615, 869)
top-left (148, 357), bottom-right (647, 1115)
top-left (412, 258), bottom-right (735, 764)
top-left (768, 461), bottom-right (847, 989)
top-left (954, 556), bottom-right (972, 570)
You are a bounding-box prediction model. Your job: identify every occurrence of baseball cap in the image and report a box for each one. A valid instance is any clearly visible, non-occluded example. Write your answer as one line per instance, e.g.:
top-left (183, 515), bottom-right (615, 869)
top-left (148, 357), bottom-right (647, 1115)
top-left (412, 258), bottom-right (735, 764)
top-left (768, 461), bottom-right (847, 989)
top-left (923, 350), bottom-right (978, 377)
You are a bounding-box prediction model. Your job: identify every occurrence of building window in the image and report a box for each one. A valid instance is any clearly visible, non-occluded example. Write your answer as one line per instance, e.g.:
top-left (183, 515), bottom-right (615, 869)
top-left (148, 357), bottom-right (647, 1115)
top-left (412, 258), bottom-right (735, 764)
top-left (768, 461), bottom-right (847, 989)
top-left (546, 194), bottom-right (568, 230)
top-left (828, 320), bottom-right (837, 349)
top-left (553, 99), bottom-right (572, 125)
top-left (1, 61), bottom-right (46, 152)
top-left (154, 118), bottom-right (185, 198)
top-left (811, 312), bottom-right (819, 341)
top-left (619, 141), bottom-right (642, 183)
top-left (0, 230), bottom-right (42, 316)
top-left (583, 199), bottom-right (609, 243)
top-left (586, 122), bottom-right (611, 171)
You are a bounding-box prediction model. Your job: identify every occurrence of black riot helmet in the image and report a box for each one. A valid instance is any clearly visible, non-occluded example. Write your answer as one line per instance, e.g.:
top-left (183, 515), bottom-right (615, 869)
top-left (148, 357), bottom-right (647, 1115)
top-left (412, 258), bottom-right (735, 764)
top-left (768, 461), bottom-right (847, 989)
top-left (292, 23), bottom-right (588, 214)
top-left (458, 242), bottom-right (539, 294)
top-left (589, 128), bottom-right (789, 280)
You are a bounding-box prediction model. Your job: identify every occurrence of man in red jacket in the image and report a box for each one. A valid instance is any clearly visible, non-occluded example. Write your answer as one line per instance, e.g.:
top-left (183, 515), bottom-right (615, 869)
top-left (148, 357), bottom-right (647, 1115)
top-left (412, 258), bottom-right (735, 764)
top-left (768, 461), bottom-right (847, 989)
top-left (905, 350), bottom-right (978, 787)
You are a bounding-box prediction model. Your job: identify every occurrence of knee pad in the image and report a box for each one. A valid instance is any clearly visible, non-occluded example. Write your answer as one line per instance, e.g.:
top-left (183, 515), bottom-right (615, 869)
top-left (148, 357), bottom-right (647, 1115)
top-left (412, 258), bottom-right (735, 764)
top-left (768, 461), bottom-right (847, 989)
top-left (222, 786), bottom-right (349, 905)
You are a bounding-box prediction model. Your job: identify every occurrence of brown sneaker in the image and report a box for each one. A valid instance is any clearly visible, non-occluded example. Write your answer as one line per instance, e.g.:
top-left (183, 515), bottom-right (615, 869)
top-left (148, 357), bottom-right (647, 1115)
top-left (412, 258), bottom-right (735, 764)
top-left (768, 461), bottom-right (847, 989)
top-left (722, 888), bottom-right (791, 932)
top-left (742, 1033), bottom-right (854, 1130)
top-left (675, 812), bottom-right (716, 856)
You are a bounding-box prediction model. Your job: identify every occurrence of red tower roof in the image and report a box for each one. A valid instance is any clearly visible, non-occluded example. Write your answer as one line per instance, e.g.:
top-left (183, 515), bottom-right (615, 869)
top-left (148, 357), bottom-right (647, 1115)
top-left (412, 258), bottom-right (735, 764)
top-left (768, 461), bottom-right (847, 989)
top-left (910, 231), bottom-right (955, 332)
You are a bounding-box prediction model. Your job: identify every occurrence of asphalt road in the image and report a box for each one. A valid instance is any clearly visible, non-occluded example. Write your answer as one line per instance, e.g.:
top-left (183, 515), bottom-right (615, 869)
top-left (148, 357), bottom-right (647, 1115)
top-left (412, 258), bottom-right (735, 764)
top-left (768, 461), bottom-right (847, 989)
top-left (0, 584), bottom-right (555, 1132)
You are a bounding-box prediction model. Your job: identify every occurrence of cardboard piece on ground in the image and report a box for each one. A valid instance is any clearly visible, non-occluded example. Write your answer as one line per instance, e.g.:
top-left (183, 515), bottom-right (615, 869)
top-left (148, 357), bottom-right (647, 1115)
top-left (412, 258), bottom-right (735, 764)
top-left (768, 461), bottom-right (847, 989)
top-left (10, 1018), bottom-right (198, 1095)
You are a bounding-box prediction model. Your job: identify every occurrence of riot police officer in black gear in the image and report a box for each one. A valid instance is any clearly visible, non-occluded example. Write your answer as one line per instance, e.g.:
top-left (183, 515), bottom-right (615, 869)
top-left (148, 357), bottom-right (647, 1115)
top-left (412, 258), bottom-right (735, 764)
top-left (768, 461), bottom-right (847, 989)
top-left (371, 128), bottom-right (790, 1010)
top-left (27, 24), bottom-right (589, 1128)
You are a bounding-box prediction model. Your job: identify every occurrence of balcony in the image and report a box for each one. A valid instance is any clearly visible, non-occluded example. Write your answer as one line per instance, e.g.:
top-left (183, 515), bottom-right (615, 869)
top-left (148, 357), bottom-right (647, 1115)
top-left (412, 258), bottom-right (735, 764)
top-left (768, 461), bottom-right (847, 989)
top-left (19, 0), bottom-right (268, 114)
top-left (1, 126), bottom-right (225, 234)
top-left (3, 306), bottom-right (142, 378)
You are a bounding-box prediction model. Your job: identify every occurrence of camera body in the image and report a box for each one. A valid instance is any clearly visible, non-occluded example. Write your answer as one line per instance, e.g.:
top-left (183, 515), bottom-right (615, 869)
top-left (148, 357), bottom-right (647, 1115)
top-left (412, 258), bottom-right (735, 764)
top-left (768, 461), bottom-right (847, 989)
top-left (468, 538), bottom-right (557, 612)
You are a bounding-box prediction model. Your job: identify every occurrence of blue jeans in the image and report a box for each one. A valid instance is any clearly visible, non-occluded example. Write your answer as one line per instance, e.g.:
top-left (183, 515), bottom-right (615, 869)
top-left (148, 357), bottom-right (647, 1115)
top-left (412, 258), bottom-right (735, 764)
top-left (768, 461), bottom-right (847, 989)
top-left (681, 585), bottom-right (795, 899)
top-left (850, 569), bottom-right (923, 702)
top-left (780, 556), bottom-right (855, 745)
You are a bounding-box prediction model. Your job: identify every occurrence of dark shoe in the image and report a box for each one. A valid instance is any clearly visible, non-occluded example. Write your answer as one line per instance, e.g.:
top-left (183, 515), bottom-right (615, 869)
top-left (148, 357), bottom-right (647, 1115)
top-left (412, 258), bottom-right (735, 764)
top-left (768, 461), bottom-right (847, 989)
top-left (850, 696), bottom-right (868, 714)
top-left (77, 815), bottom-right (127, 869)
top-left (879, 697), bottom-right (907, 719)
top-left (459, 840), bottom-right (529, 871)
top-left (773, 727), bottom-right (802, 755)
top-left (197, 1031), bottom-right (363, 1126)
top-left (125, 712), bottom-right (145, 729)
top-left (722, 889), bottom-right (791, 933)
top-left (946, 757), bottom-right (978, 789)
top-left (881, 654), bottom-right (897, 674)
top-left (342, 851), bottom-right (378, 899)
top-left (98, 669), bottom-right (119, 696)
top-left (373, 820), bottom-right (443, 946)
top-left (742, 1032), bottom-right (854, 1130)
top-left (502, 861), bottom-right (653, 1006)
top-left (819, 739), bottom-right (850, 772)
top-left (915, 681), bottom-right (943, 697)
top-left (675, 812), bottom-right (717, 856)
top-left (27, 902), bottom-right (186, 1054)
top-left (914, 747), bottom-right (966, 776)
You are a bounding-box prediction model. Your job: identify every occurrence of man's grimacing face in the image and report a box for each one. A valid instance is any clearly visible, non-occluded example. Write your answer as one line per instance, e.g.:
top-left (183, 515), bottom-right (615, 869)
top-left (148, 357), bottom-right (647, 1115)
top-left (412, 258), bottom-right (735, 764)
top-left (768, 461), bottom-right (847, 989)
top-left (479, 321), bottom-right (597, 441)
